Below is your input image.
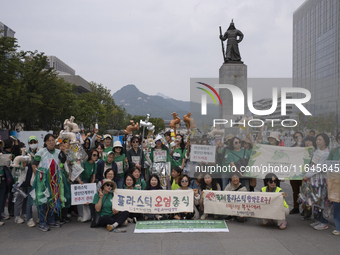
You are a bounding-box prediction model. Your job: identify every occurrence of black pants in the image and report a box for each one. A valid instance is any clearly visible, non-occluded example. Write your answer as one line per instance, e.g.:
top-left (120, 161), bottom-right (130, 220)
top-left (98, 211), bottom-right (129, 227)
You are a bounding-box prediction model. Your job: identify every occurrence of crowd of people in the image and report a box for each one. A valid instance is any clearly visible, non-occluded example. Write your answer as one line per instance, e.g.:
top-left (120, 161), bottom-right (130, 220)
top-left (0, 127), bottom-right (339, 236)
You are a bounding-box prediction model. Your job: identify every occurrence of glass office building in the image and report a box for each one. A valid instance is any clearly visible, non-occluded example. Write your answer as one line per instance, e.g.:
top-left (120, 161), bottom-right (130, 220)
top-left (293, 0), bottom-right (339, 121)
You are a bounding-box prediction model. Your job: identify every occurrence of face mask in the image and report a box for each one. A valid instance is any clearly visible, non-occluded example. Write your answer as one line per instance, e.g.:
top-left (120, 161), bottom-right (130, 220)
top-left (29, 144), bottom-right (38, 150)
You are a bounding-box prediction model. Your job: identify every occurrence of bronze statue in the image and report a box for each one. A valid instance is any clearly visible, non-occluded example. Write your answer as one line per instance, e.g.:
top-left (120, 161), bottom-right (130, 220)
top-left (219, 20), bottom-right (244, 62)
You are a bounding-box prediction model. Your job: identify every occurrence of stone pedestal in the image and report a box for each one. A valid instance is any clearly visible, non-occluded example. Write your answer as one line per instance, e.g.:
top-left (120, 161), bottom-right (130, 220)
top-left (219, 63), bottom-right (247, 137)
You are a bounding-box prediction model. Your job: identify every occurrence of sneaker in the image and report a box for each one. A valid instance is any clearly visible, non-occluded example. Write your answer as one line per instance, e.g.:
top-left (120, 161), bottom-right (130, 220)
top-left (27, 218), bottom-right (36, 228)
top-left (63, 217), bottom-right (71, 223)
top-left (314, 223), bottom-right (328, 230)
top-left (279, 221), bottom-right (287, 230)
top-left (127, 218), bottom-right (134, 223)
top-left (67, 213), bottom-right (72, 218)
top-left (22, 214), bottom-right (27, 221)
top-left (56, 219), bottom-right (66, 225)
top-left (0, 221), bottom-right (4, 226)
top-left (2, 214), bottom-right (10, 220)
top-left (310, 221), bottom-right (320, 227)
top-left (39, 224), bottom-right (50, 232)
top-left (289, 208), bottom-right (299, 214)
top-left (155, 215), bottom-right (162, 221)
top-left (332, 230), bottom-right (340, 236)
top-left (15, 216), bottom-right (24, 224)
top-left (301, 215), bottom-right (311, 221)
top-left (107, 224), bottom-right (114, 232)
top-left (122, 220), bottom-right (128, 226)
top-left (113, 228), bottom-right (127, 233)
top-left (224, 216), bottom-right (235, 221)
top-left (48, 222), bottom-right (61, 228)
top-left (77, 216), bottom-right (83, 222)
top-left (133, 217), bottom-right (137, 223)
top-left (200, 213), bottom-right (208, 220)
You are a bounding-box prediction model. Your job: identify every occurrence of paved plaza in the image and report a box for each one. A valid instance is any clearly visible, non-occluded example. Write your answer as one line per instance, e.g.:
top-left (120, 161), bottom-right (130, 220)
top-left (1, 181), bottom-right (339, 255)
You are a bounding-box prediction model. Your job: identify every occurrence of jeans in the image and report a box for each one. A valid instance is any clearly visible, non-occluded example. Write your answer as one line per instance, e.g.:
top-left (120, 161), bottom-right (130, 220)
top-left (26, 187), bottom-right (33, 221)
top-left (0, 180), bottom-right (7, 222)
top-left (38, 204), bottom-right (55, 226)
top-left (333, 202), bottom-right (340, 231)
top-left (116, 177), bottom-right (124, 189)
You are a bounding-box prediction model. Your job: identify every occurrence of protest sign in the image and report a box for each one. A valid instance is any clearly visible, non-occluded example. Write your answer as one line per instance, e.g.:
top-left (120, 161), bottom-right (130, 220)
top-left (134, 220), bottom-right (229, 233)
top-left (113, 189), bottom-right (193, 214)
top-left (243, 144), bottom-right (313, 179)
top-left (71, 183), bottom-right (96, 205)
top-left (190, 145), bottom-right (216, 163)
top-left (203, 191), bottom-right (285, 220)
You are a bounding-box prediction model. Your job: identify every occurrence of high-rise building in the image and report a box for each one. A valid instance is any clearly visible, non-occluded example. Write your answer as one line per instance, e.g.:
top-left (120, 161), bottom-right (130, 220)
top-left (0, 21), bottom-right (15, 38)
top-left (293, 0), bottom-right (339, 120)
top-left (46, 56), bottom-right (75, 75)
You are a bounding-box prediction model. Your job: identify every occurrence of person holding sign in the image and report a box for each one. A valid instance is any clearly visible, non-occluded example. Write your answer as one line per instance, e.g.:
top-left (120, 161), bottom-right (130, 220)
top-left (93, 179), bottom-right (129, 232)
top-left (224, 172), bottom-right (247, 222)
top-left (113, 141), bottom-right (128, 189)
top-left (174, 175), bottom-right (200, 220)
top-left (227, 137), bottom-right (251, 190)
top-left (147, 135), bottom-right (171, 175)
top-left (200, 173), bottom-right (221, 220)
top-left (144, 174), bottom-right (163, 220)
top-left (126, 136), bottom-right (145, 174)
top-left (260, 173), bottom-right (289, 230)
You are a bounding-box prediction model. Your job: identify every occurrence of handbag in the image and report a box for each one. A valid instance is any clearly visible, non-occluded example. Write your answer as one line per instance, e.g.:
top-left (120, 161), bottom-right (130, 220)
top-left (230, 149), bottom-right (249, 173)
top-left (91, 193), bottom-right (109, 228)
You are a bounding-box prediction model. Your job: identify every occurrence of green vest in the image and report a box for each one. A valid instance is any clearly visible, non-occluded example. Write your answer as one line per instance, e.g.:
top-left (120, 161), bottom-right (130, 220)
top-left (171, 179), bottom-right (180, 190)
top-left (261, 186), bottom-right (289, 209)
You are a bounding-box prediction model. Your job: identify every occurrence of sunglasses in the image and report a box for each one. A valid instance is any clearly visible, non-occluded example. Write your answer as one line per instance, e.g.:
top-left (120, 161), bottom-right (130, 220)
top-left (92, 154), bottom-right (98, 157)
top-left (181, 179), bottom-right (188, 183)
top-left (105, 184), bottom-right (113, 188)
top-left (132, 141), bottom-right (139, 143)
top-left (268, 179), bottom-right (277, 184)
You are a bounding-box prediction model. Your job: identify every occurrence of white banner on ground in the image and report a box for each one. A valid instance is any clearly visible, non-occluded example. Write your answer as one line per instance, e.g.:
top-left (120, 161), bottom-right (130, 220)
top-left (203, 191), bottom-right (285, 220)
top-left (71, 183), bottom-right (96, 205)
top-left (243, 144), bottom-right (313, 179)
top-left (113, 189), bottom-right (193, 214)
top-left (190, 145), bottom-right (216, 163)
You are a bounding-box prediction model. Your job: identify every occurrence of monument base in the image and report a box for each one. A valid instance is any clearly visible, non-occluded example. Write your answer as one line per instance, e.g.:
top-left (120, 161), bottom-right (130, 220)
top-left (219, 63), bottom-right (247, 137)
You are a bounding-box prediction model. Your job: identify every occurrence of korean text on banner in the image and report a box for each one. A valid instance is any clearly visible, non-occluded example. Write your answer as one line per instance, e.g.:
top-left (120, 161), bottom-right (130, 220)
top-left (190, 145), bottom-right (216, 163)
top-left (113, 189), bottom-right (193, 214)
top-left (203, 191), bottom-right (285, 220)
top-left (71, 183), bottom-right (96, 205)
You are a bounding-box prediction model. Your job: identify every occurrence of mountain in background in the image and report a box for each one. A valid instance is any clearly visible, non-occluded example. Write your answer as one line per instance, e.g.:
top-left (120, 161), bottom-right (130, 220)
top-left (112, 84), bottom-right (218, 126)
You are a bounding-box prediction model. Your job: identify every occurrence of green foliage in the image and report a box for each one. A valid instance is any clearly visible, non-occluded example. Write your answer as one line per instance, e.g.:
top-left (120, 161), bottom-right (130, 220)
top-left (0, 37), bottom-right (166, 134)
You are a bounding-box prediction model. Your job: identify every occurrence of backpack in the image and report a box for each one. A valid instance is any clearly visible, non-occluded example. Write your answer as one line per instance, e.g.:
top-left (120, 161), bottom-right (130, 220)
top-left (230, 149), bottom-right (249, 173)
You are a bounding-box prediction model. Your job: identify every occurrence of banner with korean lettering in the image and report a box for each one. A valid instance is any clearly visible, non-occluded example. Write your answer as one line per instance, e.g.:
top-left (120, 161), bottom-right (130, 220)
top-left (190, 145), bottom-right (216, 163)
top-left (71, 183), bottom-right (96, 205)
top-left (113, 189), bottom-right (194, 214)
top-left (203, 191), bottom-right (285, 220)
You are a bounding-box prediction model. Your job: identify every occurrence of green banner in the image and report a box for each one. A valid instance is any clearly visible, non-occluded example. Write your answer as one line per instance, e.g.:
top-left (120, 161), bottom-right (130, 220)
top-left (134, 220), bottom-right (229, 233)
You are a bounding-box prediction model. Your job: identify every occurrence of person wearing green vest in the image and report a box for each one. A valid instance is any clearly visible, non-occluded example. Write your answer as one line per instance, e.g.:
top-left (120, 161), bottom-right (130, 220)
top-left (130, 166), bottom-right (146, 190)
top-left (170, 134), bottom-right (186, 170)
top-left (102, 134), bottom-right (113, 159)
top-left (113, 141), bottom-right (128, 189)
top-left (260, 173), bottom-right (289, 230)
top-left (93, 179), bottom-right (129, 232)
top-left (170, 166), bottom-right (182, 190)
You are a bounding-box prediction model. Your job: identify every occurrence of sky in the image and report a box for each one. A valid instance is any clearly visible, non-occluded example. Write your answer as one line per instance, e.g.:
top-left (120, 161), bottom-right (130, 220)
top-left (1, 0), bottom-right (306, 101)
